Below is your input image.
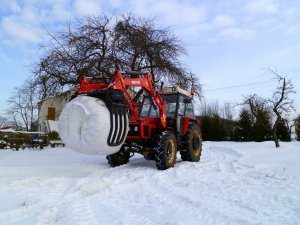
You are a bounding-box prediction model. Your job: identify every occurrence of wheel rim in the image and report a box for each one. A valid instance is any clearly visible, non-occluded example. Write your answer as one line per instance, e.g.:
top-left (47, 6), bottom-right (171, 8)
top-left (192, 132), bottom-right (201, 156)
top-left (166, 139), bottom-right (176, 164)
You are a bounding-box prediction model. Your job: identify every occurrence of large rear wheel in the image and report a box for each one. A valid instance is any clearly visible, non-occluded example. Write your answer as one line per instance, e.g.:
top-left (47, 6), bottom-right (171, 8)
top-left (155, 131), bottom-right (177, 170)
top-left (180, 123), bottom-right (202, 162)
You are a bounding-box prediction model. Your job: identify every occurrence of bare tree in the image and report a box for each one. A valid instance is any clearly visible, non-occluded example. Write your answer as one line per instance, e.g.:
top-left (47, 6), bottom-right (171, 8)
top-left (6, 81), bottom-right (38, 131)
top-left (296, 116), bottom-right (300, 141)
top-left (33, 14), bottom-right (201, 100)
top-left (33, 15), bottom-right (114, 100)
top-left (199, 100), bottom-right (220, 117)
top-left (243, 94), bottom-right (269, 118)
top-left (222, 102), bottom-right (233, 121)
top-left (221, 102), bottom-right (235, 140)
top-left (268, 69), bottom-right (295, 147)
top-left (242, 94), bottom-right (273, 142)
top-left (113, 15), bottom-right (198, 90)
top-left (0, 116), bottom-right (9, 128)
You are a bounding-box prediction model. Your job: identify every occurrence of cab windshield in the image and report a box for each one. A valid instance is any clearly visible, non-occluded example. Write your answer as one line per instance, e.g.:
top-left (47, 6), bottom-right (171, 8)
top-left (163, 95), bottom-right (178, 117)
top-left (139, 94), bottom-right (193, 118)
top-left (140, 96), bottom-right (159, 118)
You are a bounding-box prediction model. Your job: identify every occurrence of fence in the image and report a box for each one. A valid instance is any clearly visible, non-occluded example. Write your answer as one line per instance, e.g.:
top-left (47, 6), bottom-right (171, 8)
top-left (0, 131), bottom-right (49, 150)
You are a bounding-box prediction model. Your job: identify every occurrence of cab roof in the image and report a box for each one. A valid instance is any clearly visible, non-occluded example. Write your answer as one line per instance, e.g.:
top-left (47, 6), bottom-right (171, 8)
top-left (160, 86), bottom-right (193, 98)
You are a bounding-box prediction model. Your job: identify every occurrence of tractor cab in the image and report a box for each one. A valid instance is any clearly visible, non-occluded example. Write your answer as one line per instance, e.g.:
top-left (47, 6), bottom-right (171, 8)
top-left (139, 86), bottom-right (195, 119)
top-left (160, 86), bottom-right (197, 137)
top-left (138, 85), bottom-right (197, 142)
top-left (161, 86), bottom-right (195, 118)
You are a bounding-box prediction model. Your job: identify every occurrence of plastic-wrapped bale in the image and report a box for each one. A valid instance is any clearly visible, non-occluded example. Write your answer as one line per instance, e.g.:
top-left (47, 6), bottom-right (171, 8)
top-left (58, 95), bottom-right (128, 155)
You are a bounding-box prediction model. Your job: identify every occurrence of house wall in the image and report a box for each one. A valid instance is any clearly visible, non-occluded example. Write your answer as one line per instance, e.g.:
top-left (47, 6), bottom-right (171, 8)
top-left (38, 91), bottom-right (74, 132)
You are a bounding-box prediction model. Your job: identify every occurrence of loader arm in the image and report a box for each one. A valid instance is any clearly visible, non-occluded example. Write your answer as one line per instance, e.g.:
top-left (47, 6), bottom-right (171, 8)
top-left (76, 70), bottom-right (167, 128)
top-left (111, 70), bottom-right (167, 128)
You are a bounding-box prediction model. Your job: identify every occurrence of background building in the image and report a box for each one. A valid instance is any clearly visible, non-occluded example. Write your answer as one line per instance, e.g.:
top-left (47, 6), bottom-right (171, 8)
top-left (38, 90), bottom-right (75, 133)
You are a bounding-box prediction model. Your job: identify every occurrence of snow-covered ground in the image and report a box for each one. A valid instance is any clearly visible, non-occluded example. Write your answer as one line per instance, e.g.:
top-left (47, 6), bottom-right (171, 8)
top-left (0, 141), bottom-right (300, 225)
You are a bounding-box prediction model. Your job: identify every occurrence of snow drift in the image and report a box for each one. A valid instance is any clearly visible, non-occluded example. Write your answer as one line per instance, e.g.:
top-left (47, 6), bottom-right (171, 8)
top-left (58, 95), bottom-right (128, 155)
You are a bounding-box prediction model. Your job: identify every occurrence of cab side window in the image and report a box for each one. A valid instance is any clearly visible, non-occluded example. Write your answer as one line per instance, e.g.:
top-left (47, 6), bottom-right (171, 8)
top-left (185, 101), bottom-right (194, 116)
top-left (178, 96), bottom-right (185, 116)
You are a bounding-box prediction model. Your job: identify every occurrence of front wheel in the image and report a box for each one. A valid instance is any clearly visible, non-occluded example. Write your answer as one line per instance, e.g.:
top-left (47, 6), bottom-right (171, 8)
top-left (155, 131), bottom-right (177, 170)
top-left (106, 146), bottom-right (130, 167)
top-left (180, 123), bottom-right (202, 162)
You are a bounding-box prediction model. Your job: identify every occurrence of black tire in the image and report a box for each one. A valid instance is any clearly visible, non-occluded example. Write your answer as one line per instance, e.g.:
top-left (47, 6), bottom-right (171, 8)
top-left (143, 152), bottom-right (156, 160)
top-left (155, 131), bottom-right (177, 170)
top-left (106, 146), bottom-right (130, 167)
top-left (180, 123), bottom-right (202, 162)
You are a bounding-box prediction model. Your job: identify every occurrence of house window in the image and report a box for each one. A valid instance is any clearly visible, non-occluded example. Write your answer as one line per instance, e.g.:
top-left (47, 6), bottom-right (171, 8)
top-left (47, 107), bottom-right (56, 120)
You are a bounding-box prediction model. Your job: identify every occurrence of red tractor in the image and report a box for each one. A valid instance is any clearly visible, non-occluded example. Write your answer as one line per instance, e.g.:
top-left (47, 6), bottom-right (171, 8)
top-left (74, 70), bottom-right (202, 170)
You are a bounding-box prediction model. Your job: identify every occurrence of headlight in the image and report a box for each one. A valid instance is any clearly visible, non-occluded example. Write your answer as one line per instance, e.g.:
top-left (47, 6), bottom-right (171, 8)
top-left (134, 126), bottom-right (138, 132)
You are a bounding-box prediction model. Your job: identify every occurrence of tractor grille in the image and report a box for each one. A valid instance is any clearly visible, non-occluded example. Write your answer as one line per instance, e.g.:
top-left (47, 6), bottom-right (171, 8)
top-left (128, 124), bottom-right (140, 136)
top-left (143, 125), bottom-right (149, 137)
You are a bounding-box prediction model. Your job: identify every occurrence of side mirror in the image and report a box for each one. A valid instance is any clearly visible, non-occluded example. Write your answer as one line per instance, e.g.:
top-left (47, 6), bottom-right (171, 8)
top-left (183, 98), bottom-right (192, 104)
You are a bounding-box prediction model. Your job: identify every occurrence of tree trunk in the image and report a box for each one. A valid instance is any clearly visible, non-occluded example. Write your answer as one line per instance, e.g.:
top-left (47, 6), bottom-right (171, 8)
top-left (272, 119), bottom-right (280, 148)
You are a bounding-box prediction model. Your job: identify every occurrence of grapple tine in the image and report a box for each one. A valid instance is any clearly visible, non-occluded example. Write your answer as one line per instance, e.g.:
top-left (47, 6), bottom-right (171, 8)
top-left (108, 104), bottom-right (128, 146)
top-left (115, 107), bottom-right (124, 144)
top-left (108, 113), bottom-right (116, 145)
top-left (121, 110), bottom-right (128, 142)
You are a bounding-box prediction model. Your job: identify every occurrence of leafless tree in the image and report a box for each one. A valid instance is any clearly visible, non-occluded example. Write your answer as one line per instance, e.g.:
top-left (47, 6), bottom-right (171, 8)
top-left (288, 118), bottom-right (295, 136)
top-left (113, 15), bottom-right (198, 89)
top-left (221, 102), bottom-right (236, 140)
top-left (33, 14), bottom-right (201, 100)
top-left (243, 94), bottom-right (270, 119)
top-left (222, 102), bottom-right (234, 120)
top-left (296, 115), bottom-right (300, 141)
top-left (0, 116), bottom-right (9, 128)
top-left (268, 69), bottom-right (295, 147)
top-left (33, 15), bottom-right (114, 100)
top-left (199, 100), bottom-right (220, 117)
top-left (6, 81), bottom-right (38, 131)
top-left (241, 94), bottom-right (273, 141)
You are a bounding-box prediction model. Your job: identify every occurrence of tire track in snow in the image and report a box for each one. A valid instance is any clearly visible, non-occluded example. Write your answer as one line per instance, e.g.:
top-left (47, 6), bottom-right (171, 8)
top-left (50, 168), bottom-right (160, 225)
top-left (93, 169), bottom-right (161, 225)
top-left (59, 195), bottom-right (100, 225)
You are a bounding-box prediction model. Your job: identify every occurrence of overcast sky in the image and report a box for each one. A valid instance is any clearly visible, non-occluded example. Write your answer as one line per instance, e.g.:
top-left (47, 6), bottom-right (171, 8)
top-left (0, 0), bottom-right (299, 117)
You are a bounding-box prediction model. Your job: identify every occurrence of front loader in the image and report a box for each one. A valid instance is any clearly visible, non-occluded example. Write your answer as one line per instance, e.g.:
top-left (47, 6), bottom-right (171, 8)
top-left (69, 70), bottom-right (202, 170)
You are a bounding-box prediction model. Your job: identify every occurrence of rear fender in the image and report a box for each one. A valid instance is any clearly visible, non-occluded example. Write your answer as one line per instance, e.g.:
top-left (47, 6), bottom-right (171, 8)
top-left (181, 117), bottom-right (200, 136)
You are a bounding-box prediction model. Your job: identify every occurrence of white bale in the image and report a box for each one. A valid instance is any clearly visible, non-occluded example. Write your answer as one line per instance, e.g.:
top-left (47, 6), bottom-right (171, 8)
top-left (58, 95), bottom-right (127, 155)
